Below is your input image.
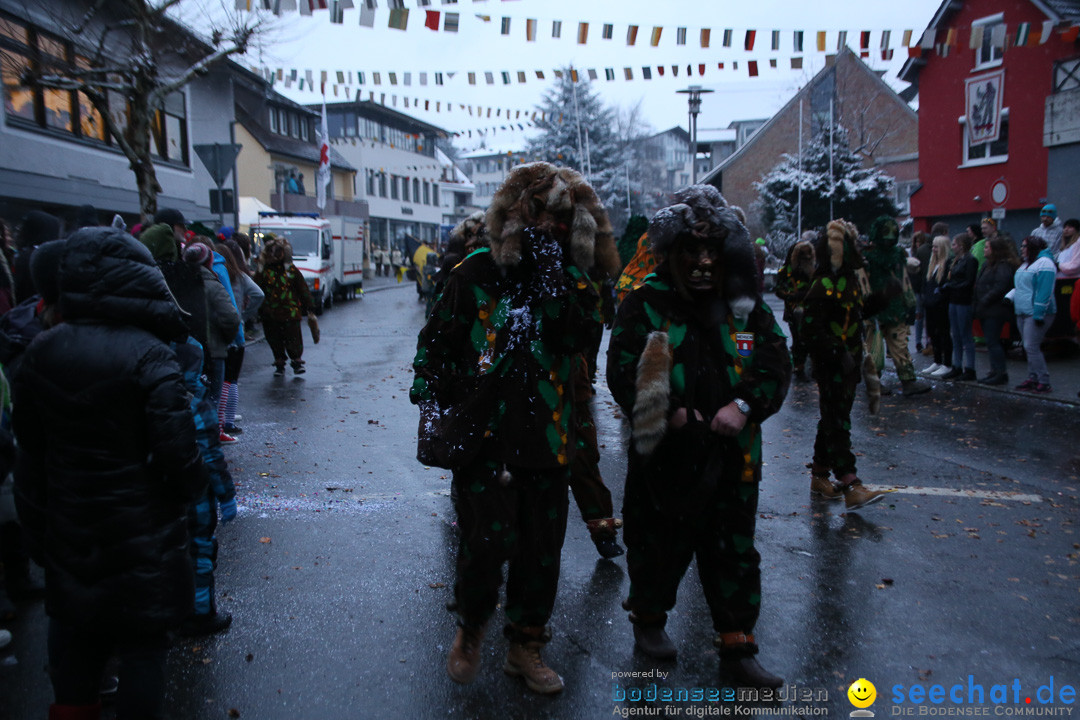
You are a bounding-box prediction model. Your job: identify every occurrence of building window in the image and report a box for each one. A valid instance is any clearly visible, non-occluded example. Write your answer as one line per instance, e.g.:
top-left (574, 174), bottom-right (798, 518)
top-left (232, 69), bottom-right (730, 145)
top-left (390, 174), bottom-right (399, 200)
top-left (432, 183), bottom-right (439, 207)
top-left (269, 106), bottom-right (278, 133)
top-left (366, 169), bottom-right (376, 196)
top-left (962, 110), bottom-right (1009, 166)
top-left (973, 14), bottom-right (1004, 70)
top-left (150, 91), bottom-right (188, 164)
top-left (0, 14), bottom-right (122, 146)
top-left (378, 171), bottom-right (387, 197)
top-left (401, 176), bottom-right (409, 202)
top-left (1054, 58), bottom-right (1080, 93)
top-left (300, 116), bottom-right (309, 141)
top-left (423, 181), bottom-right (430, 205)
top-left (413, 177), bottom-right (420, 201)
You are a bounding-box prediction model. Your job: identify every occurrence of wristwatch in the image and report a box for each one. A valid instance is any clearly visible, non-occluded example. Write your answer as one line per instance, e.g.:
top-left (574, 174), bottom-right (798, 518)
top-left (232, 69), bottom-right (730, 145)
top-left (732, 398), bottom-right (751, 416)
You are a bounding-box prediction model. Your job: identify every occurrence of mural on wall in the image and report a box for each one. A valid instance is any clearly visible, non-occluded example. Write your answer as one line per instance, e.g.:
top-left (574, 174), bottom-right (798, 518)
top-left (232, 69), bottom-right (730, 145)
top-left (966, 68), bottom-right (1005, 145)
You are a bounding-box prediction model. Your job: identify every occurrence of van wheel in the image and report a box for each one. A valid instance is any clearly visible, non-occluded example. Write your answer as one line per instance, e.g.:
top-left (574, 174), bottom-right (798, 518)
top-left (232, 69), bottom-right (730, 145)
top-left (314, 295), bottom-right (325, 316)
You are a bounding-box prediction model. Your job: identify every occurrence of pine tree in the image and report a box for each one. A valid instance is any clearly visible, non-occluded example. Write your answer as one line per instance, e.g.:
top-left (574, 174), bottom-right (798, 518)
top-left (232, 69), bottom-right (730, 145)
top-left (755, 124), bottom-right (898, 241)
top-left (526, 69), bottom-right (638, 233)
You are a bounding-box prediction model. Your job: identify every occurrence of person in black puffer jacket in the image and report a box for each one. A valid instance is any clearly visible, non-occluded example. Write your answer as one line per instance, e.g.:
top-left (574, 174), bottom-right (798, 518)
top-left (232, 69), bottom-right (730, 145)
top-left (12, 226), bottom-right (207, 720)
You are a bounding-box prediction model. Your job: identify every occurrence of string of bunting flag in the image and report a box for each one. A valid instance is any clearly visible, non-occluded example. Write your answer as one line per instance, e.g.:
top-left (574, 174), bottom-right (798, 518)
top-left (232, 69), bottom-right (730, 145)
top-left (234, 1), bottom-right (1080, 56)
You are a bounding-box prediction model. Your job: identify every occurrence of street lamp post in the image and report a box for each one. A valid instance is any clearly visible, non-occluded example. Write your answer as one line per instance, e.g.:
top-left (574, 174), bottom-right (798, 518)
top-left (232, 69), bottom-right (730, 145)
top-left (676, 85), bottom-right (714, 185)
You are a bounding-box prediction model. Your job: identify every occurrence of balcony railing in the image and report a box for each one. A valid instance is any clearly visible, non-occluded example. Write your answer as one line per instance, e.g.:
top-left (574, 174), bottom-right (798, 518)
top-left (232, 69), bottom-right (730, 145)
top-left (270, 193), bottom-right (370, 220)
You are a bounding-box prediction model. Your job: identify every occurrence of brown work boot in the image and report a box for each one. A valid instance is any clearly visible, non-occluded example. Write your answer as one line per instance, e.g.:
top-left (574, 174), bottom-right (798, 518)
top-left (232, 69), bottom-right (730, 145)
top-left (446, 623), bottom-right (486, 684)
top-left (715, 632), bottom-right (783, 689)
top-left (504, 640), bottom-right (563, 694)
top-left (810, 471), bottom-right (842, 500)
top-left (841, 479), bottom-right (887, 510)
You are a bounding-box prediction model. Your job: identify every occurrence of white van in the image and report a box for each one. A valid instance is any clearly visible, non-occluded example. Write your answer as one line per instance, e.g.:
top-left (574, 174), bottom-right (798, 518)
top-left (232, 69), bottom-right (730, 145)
top-left (252, 212), bottom-right (360, 314)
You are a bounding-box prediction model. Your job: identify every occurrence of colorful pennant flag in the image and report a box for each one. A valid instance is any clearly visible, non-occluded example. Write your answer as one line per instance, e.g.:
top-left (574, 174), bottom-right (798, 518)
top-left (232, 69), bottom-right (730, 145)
top-left (744, 29), bottom-right (756, 50)
top-left (578, 22), bottom-right (588, 44)
top-left (651, 26), bottom-right (662, 46)
top-left (677, 27), bottom-right (687, 45)
top-left (500, 17), bottom-right (510, 34)
top-left (748, 60), bottom-right (759, 77)
top-left (443, 11), bottom-right (458, 31)
top-left (722, 29), bottom-right (732, 47)
top-left (552, 20), bottom-right (561, 38)
top-left (602, 23), bottom-right (613, 40)
top-left (627, 25), bottom-right (639, 45)
top-left (817, 31), bottom-right (826, 51)
top-left (424, 10), bottom-right (439, 30)
top-left (793, 30), bottom-right (803, 52)
top-left (387, 7), bottom-right (407, 29)
top-left (701, 28), bottom-right (711, 48)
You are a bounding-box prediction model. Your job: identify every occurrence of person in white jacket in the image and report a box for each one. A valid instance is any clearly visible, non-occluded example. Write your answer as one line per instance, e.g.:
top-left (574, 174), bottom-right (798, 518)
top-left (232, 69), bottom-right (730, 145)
top-left (1013, 236), bottom-right (1057, 393)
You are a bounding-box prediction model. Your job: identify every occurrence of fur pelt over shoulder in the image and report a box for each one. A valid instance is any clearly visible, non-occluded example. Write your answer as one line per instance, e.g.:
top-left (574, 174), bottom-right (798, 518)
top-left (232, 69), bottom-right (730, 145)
top-left (633, 331), bottom-right (672, 456)
top-left (647, 184), bottom-right (760, 320)
top-left (485, 162), bottom-right (620, 280)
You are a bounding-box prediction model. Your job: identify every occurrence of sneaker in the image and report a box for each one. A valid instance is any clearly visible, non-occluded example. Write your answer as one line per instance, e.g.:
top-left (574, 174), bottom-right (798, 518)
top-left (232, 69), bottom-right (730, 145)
top-left (1015, 378), bottom-right (1038, 391)
top-left (222, 424), bottom-right (243, 435)
top-left (978, 373), bottom-right (1008, 386)
top-left (940, 367), bottom-right (963, 380)
top-left (931, 365), bottom-right (953, 378)
top-left (959, 368), bottom-right (977, 382)
top-left (1033, 383), bottom-right (1052, 393)
top-left (842, 481), bottom-right (887, 510)
top-left (591, 535), bottom-right (624, 559)
top-left (233, 414), bottom-right (243, 422)
top-left (292, 363), bottom-right (306, 375)
top-left (273, 366), bottom-right (285, 376)
top-left (219, 431), bottom-right (238, 445)
top-left (178, 611), bottom-right (232, 636)
top-left (924, 363), bottom-right (941, 375)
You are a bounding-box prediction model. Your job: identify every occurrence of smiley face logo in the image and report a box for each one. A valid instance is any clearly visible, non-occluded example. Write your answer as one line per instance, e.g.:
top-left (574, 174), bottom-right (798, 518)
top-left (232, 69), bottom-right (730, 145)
top-left (848, 678), bottom-right (877, 708)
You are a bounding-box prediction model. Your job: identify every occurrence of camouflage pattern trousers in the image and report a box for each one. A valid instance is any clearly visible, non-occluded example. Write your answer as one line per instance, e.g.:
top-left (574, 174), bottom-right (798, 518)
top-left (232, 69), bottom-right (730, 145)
top-left (451, 457), bottom-right (570, 637)
top-left (623, 459), bottom-right (762, 635)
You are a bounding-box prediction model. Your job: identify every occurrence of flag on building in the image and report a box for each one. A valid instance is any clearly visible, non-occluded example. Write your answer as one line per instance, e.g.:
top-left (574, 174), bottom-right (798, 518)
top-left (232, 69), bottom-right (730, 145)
top-left (317, 99), bottom-right (330, 210)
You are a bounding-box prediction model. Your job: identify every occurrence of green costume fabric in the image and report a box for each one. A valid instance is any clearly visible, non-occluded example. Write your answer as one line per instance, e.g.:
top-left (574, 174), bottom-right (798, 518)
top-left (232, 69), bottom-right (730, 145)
top-left (797, 235), bottom-right (869, 478)
top-left (254, 263), bottom-right (312, 322)
top-left (607, 271), bottom-right (791, 633)
top-left (411, 246), bottom-right (600, 470)
top-left (862, 216), bottom-right (916, 328)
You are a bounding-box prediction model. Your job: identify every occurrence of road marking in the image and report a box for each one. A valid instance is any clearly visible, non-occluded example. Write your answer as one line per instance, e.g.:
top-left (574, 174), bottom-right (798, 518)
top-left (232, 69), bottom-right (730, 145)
top-left (880, 486), bottom-right (1042, 503)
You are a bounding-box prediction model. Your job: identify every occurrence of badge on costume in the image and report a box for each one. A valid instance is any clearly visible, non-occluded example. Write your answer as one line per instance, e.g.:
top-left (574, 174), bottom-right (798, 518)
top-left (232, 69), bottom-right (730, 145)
top-left (735, 332), bottom-right (754, 357)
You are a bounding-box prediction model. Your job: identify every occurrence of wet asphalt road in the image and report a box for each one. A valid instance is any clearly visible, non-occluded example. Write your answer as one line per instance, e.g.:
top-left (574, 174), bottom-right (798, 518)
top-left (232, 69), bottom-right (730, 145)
top-left (1, 283), bottom-right (1078, 719)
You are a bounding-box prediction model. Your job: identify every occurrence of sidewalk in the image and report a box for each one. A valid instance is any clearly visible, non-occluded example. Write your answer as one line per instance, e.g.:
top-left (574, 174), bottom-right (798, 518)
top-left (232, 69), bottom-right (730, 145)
top-left (909, 337), bottom-right (1080, 406)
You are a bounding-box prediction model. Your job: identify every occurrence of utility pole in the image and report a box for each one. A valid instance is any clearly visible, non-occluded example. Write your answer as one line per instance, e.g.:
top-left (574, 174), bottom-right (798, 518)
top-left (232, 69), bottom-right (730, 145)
top-left (676, 85), bottom-right (713, 185)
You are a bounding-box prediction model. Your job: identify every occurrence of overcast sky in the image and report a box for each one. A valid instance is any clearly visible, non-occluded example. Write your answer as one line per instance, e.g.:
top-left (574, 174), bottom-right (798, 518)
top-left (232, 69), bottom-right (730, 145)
top-left (180, 0), bottom-right (944, 151)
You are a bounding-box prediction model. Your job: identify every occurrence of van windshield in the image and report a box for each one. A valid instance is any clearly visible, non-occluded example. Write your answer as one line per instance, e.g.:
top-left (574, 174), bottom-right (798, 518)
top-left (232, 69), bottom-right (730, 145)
top-left (262, 227), bottom-right (319, 257)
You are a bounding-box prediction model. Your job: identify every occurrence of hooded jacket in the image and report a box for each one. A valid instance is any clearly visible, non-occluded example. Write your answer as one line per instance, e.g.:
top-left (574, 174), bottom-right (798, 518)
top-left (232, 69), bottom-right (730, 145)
top-left (862, 216), bottom-right (914, 327)
top-left (13, 226), bottom-right (206, 630)
top-left (1013, 249), bottom-right (1058, 320)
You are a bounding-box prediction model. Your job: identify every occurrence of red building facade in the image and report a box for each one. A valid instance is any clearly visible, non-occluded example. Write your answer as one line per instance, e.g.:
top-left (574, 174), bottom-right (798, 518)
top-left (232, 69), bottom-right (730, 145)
top-left (902, 0), bottom-right (1080, 237)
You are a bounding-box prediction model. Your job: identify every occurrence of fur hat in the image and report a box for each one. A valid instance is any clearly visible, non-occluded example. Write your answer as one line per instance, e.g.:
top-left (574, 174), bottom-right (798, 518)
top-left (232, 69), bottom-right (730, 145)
top-left (260, 234), bottom-right (292, 265)
top-left (449, 211), bottom-right (489, 249)
top-left (485, 162), bottom-right (620, 279)
top-left (647, 184), bottom-right (759, 319)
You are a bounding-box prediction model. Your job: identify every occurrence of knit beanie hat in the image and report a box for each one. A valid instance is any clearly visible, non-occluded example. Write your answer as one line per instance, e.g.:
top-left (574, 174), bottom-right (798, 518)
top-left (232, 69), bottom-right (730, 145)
top-left (139, 223), bottom-right (179, 261)
top-left (29, 238), bottom-right (66, 304)
top-left (154, 207), bottom-right (186, 228)
top-left (183, 242), bottom-right (213, 270)
top-left (17, 210), bottom-right (61, 250)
